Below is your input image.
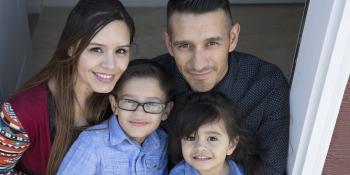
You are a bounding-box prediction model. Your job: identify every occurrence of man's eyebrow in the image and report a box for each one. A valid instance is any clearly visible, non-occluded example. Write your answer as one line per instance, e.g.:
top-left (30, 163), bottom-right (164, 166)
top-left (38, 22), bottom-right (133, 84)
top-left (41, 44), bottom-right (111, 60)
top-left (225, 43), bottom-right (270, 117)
top-left (172, 40), bottom-right (190, 46)
top-left (206, 36), bottom-right (223, 42)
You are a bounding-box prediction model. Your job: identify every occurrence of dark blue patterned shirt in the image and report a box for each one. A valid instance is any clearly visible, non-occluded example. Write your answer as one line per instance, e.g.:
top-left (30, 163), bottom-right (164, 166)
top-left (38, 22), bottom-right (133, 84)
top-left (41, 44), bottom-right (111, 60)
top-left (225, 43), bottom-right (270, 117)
top-left (155, 51), bottom-right (290, 175)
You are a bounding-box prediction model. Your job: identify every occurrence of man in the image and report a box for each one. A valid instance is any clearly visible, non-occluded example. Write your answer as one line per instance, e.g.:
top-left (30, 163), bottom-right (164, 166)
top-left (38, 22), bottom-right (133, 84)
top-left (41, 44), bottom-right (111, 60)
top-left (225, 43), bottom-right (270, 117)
top-left (155, 0), bottom-right (290, 174)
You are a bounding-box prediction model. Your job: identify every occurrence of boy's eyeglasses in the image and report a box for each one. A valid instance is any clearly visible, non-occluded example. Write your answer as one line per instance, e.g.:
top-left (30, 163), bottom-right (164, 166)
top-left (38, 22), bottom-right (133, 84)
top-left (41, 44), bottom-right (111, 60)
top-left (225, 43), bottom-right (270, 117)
top-left (117, 98), bottom-right (166, 114)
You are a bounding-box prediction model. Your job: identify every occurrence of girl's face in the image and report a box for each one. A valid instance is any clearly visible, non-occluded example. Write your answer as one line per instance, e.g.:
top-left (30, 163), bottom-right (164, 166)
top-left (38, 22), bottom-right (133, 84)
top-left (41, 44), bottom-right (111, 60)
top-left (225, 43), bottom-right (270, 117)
top-left (181, 119), bottom-right (238, 175)
top-left (75, 20), bottom-right (131, 95)
top-left (109, 77), bottom-right (173, 144)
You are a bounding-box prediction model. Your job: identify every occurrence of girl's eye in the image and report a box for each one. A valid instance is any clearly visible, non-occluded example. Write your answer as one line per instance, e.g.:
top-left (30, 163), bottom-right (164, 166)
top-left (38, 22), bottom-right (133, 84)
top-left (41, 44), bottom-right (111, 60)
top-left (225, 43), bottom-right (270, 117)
top-left (183, 136), bottom-right (195, 141)
top-left (208, 136), bottom-right (218, 141)
top-left (90, 47), bottom-right (103, 53)
top-left (116, 48), bottom-right (128, 55)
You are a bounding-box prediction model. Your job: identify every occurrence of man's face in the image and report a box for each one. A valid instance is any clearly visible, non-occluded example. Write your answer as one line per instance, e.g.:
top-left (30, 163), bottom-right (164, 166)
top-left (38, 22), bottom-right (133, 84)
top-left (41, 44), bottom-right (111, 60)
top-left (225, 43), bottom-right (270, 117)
top-left (165, 10), bottom-right (240, 92)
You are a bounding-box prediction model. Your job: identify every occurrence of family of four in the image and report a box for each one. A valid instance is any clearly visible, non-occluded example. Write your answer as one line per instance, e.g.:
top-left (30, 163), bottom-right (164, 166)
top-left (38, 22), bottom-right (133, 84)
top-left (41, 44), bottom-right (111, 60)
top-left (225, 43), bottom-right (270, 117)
top-left (0, 0), bottom-right (289, 174)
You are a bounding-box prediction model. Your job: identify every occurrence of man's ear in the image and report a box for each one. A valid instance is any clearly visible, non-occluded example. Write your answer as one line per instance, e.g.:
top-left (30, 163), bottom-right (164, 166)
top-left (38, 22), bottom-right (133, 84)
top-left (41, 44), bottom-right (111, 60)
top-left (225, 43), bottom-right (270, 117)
top-left (227, 136), bottom-right (239, 156)
top-left (109, 95), bottom-right (118, 114)
top-left (228, 23), bottom-right (240, 52)
top-left (163, 32), bottom-right (174, 56)
top-left (161, 101), bottom-right (174, 121)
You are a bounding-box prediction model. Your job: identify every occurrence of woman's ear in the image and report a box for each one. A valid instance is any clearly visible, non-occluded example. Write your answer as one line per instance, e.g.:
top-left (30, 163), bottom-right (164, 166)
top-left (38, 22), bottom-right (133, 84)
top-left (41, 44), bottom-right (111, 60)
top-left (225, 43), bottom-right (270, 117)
top-left (161, 101), bottom-right (174, 121)
top-left (68, 47), bottom-right (75, 57)
top-left (227, 136), bottom-right (239, 156)
top-left (109, 94), bottom-right (118, 113)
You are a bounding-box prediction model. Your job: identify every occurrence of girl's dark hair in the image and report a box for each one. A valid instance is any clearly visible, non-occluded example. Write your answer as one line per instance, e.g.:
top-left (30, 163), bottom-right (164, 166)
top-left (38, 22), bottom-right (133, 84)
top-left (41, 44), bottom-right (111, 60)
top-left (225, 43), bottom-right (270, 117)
top-left (111, 59), bottom-right (175, 102)
top-left (166, 0), bottom-right (233, 33)
top-left (11, 0), bottom-right (135, 174)
top-left (171, 91), bottom-right (264, 175)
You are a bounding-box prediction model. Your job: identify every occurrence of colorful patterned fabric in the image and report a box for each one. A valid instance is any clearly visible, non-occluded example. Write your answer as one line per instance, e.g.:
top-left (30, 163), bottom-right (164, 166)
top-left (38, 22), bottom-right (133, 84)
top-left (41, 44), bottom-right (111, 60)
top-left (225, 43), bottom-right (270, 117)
top-left (0, 103), bottom-right (30, 174)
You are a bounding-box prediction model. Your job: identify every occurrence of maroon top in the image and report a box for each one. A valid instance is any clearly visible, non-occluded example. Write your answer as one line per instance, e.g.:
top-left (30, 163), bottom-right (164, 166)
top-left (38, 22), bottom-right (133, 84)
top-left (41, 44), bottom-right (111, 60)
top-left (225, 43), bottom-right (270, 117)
top-left (10, 83), bottom-right (51, 175)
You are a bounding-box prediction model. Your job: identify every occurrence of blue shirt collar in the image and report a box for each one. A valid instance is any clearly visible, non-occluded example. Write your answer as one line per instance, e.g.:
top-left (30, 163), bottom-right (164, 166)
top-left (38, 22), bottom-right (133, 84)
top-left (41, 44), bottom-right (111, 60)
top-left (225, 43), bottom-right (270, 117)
top-left (108, 114), bottom-right (161, 151)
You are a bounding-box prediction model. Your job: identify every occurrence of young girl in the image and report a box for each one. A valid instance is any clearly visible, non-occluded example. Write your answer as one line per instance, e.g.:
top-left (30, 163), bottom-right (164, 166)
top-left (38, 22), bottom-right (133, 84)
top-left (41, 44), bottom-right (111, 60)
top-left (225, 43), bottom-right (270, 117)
top-left (170, 92), bottom-right (263, 175)
top-left (57, 59), bottom-right (174, 174)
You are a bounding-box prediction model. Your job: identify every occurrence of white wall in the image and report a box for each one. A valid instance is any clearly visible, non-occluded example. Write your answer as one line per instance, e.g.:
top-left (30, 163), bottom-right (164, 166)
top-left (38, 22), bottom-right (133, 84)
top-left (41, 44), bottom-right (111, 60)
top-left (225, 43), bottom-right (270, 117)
top-left (43, 0), bottom-right (305, 7)
top-left (0, 0), bottom-right (33, 101)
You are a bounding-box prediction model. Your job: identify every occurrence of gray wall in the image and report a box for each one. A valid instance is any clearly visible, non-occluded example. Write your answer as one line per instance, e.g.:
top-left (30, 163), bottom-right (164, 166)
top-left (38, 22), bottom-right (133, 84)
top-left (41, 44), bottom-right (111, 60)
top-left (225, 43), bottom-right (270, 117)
top-left (0, 0), bottom-right (33, 102)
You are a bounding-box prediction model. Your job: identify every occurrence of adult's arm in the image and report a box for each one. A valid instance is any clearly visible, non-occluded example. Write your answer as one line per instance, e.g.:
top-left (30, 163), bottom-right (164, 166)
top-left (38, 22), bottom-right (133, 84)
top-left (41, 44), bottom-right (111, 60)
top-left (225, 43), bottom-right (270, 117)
top-left (257, 82), bottom-right (290, 175)
top-left (0, 103), bottom-right (30, 174)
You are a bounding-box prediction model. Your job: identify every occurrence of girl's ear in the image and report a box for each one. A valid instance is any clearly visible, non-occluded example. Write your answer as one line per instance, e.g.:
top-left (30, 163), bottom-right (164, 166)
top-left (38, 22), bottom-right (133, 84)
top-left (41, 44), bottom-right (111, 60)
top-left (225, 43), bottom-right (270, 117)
top-left (227, 136), bottom-right (239, 156)
top-left (109, 95), bottom-right (118, 114)
top-left (161, 101), bottom-right (174, 121)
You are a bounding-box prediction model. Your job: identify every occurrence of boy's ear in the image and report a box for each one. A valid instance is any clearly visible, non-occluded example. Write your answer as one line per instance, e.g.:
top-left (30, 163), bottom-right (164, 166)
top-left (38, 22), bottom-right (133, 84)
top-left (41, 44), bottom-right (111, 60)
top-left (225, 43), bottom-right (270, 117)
top-left (227, 136), bottom-right (239, 156)
top-left (161, 101), bottom-right (174, 121)
top-left (109, 95), bottom-right (118, 113)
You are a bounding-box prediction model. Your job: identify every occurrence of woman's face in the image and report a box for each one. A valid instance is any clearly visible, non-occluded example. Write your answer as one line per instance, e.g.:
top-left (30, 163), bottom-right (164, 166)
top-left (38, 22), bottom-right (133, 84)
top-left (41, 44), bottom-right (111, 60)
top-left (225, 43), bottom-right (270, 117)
top-left (75, 20), bottom-right (131, 95)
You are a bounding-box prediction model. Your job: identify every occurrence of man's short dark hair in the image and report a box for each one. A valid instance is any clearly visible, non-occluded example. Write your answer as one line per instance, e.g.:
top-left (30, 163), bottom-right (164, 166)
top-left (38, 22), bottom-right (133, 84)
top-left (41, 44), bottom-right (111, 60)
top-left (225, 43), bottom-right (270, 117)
top-left (167, 0), bottom-right (233, 33)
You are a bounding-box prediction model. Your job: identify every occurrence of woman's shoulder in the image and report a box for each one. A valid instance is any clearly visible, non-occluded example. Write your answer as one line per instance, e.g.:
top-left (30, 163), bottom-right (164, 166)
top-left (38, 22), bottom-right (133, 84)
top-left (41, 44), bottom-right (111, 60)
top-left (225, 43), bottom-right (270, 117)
top-left (6, 83), bottom-right (49, 128)
top-left (9, 83), bottom-right (48, 116)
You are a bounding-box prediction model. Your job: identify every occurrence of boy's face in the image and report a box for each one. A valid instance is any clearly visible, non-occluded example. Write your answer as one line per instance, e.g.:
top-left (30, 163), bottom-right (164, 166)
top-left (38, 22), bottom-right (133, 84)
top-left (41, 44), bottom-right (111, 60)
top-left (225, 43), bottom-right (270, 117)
top-left (109, 77), bottom-right (172, 144)
top-left (181, 120), bottom-right (238, 175)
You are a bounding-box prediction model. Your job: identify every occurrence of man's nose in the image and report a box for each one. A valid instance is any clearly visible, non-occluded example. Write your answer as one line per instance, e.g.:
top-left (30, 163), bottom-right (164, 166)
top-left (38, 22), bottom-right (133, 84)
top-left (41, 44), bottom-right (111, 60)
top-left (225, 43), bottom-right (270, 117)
top-left (190, 48), bottom-right (208, 71)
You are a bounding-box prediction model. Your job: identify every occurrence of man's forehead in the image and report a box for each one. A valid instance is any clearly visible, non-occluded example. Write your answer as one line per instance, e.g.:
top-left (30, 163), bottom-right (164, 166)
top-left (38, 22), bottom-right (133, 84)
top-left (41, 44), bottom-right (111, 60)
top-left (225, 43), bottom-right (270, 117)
top-left (168, 10), bottom-right (232, 36)
top-left (168, 12), bottom-right (230, 41)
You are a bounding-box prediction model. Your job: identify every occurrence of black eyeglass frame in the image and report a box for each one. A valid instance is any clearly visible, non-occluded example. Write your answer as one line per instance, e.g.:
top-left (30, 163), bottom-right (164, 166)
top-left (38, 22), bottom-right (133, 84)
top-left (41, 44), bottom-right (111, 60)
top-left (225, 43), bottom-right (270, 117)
top-left (116, 98), bottom-right (167, 114)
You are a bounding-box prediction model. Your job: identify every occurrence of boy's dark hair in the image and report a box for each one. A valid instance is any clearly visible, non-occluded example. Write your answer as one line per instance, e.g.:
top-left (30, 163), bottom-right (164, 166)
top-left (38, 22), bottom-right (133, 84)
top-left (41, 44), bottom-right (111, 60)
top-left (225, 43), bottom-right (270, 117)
top-left (166, 0), bottom-right (233, 33)
top-left (171, 91), bottom-right (264, 175)
top-left (112, 59), bottom-right (175, 102)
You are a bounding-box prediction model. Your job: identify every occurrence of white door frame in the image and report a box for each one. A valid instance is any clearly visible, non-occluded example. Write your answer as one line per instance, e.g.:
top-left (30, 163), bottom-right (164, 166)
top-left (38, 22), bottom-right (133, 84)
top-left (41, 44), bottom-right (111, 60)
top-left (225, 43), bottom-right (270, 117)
top-left (288, 0), bottom-right (350, 174)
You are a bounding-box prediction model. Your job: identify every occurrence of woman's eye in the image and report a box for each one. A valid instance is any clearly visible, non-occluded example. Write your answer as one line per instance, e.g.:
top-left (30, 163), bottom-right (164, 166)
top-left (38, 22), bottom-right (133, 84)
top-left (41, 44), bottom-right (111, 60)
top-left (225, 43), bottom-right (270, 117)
top-left (208, 136), bottom-right (218, 141)
top-left (116, 48), bottom-right (128, 55)
top-left (90, 47), bottom-right (103, 53)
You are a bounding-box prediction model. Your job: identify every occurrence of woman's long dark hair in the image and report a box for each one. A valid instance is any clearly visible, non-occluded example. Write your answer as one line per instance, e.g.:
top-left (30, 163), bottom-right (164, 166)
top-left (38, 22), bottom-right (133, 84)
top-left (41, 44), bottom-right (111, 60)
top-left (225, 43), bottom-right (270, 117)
top-left (10, 0), bottom-right (135, 174)
top-left (171, 91), bottom-right (264, 175)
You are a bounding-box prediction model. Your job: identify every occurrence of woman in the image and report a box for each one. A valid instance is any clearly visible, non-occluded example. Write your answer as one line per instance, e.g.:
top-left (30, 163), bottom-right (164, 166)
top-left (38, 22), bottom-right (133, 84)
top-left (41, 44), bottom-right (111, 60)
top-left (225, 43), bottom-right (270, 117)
top-left (0, 0), bottom-right (135, 174)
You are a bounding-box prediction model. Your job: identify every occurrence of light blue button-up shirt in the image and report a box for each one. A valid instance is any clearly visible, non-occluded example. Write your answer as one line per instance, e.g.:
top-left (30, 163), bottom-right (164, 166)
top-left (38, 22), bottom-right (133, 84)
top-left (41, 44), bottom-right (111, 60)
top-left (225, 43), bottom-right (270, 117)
top-left (57, 114), bottom-right (168, 175)
top-left (169, 160), bottom-right (243, 175)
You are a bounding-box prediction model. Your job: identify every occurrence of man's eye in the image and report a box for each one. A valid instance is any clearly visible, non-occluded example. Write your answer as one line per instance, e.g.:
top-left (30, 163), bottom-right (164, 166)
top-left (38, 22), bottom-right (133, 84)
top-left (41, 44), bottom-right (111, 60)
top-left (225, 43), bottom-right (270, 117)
top-left (208, 42), bottom-right (218, 46)
top-left (90, 47), bottom-right (103, 53)
top-left (183, 136), bottom-right (195, 141)
top-left (208, 136), bottom-right (218, 141)
top-left (179, 43), bottom-right (191, 49)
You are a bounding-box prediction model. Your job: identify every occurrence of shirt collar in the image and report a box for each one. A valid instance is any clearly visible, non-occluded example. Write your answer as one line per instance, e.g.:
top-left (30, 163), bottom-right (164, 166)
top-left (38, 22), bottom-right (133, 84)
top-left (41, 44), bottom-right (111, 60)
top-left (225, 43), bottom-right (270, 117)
top-left (108, 114), bottom-right (128, 145)
top-left (108, 114), bottom-right (161, 151)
